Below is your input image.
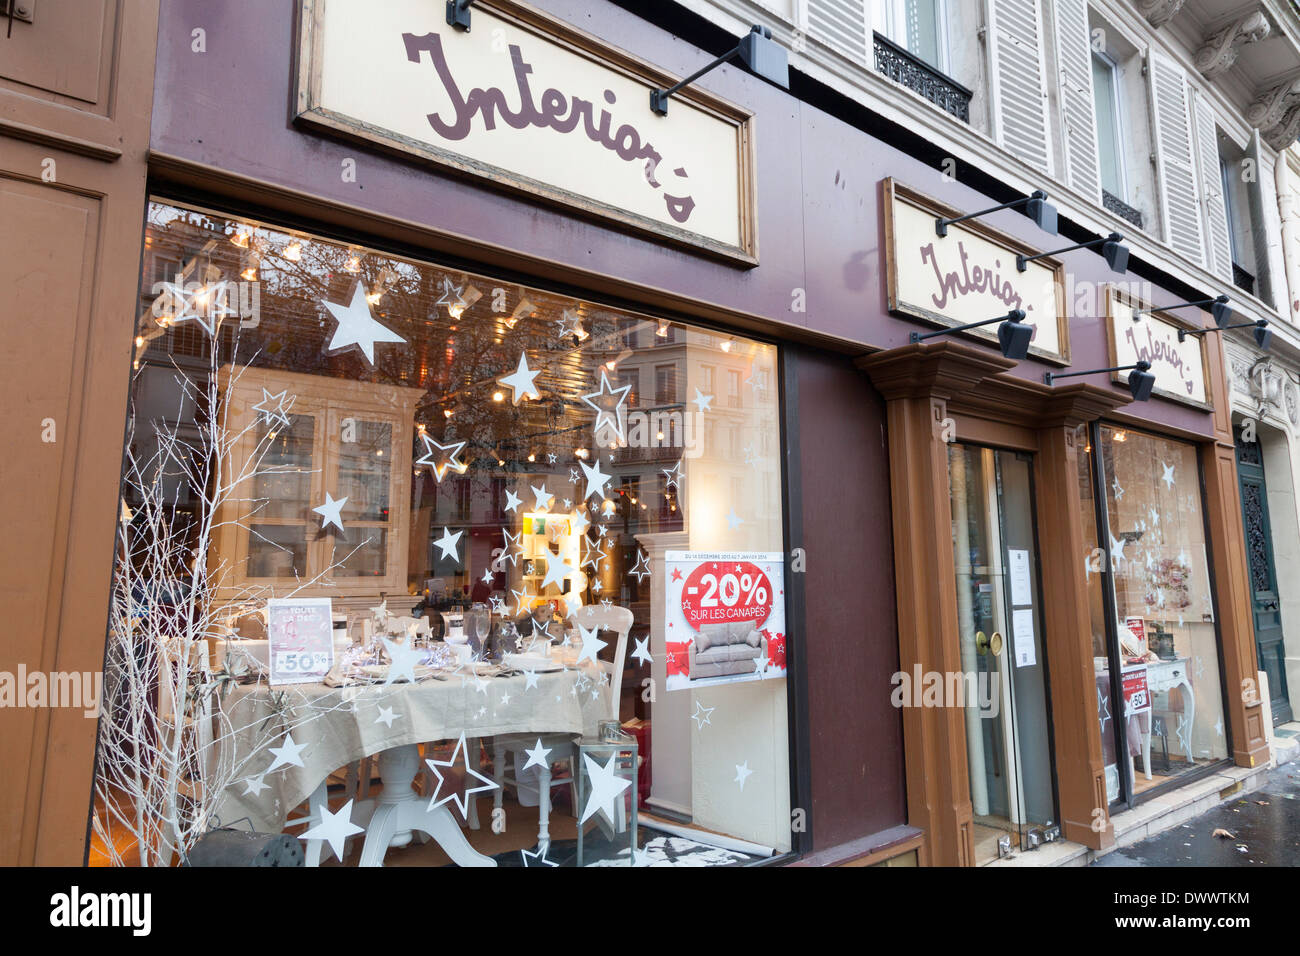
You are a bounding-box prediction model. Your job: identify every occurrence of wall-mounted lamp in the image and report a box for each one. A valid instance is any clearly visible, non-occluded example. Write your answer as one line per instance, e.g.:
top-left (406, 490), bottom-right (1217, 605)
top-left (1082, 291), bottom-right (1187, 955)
top-left (446, 0), bottom-right (475, 30)
top-left (650, 25), bottom-right (789, 115)
top-left (935, 191), bottom-right (1057, 238)
top-left (1045, 360), bottom-right (1155, 402)
top-left (1017, 232), bottom-right (1128, 275)
top-left (1133, 294), bottom-right (1232, 328)
top-left (909, 309), bottom-right (1034, 360)
top-left (1178, 318), bottom-right (1271, 350)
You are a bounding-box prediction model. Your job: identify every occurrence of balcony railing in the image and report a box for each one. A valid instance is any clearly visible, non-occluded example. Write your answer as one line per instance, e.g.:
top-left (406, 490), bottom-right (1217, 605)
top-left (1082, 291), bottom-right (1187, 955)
top-left (1102, 190), bottom-right (1144, 230)
top-left (872, 32), bottom-right (972, 123)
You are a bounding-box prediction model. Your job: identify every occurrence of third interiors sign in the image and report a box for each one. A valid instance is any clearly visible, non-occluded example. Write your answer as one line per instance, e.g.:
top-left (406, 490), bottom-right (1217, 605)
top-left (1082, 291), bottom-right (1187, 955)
top-left (296, 0), bottom-right (756, 262)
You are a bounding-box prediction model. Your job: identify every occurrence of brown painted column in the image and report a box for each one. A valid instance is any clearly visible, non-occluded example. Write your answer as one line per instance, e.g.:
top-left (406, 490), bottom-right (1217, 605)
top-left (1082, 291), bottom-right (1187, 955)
top-left (1201, 334), bottom-right (1270, 768)
top-left (858, 343), bottom-right (1015, 866)
top-left (1033, 387), bottom-right (1126, 850)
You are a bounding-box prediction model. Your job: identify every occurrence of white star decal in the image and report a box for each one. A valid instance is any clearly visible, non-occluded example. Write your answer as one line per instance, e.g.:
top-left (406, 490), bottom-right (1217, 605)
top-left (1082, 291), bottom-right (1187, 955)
top-left (521, 844), bottom-right (559, 867)
top-left (434, 276), bottom-right (467, 313)
top-left (1161, 460), bottom-right (1176, 488)
top-left (1097, 687), bottom-right (1110, 733)
top-left (1109, 533), bottom-right (1127, 571)
top-left (504, 489), bottom-right (523, 513)
top-left (375, 705), bottom-right (400, 728)
top-left (727, 508), bottom-right (744, 530)
top-left (692, 388), bottom-right (714, 414)
top-left (383, 636), bottom-right (423, 684)
top-left (434, 526), bottom-right (463, 562)
top-left (734, 761), bottom-right (754, 791)
top-left (242, 773), bottom-right (271, 797)
top-left (266, 733), bottom-right (308, 772)
top-left (299, 798), bottom-right (364, 862)
top-left (691, 701), bottom-right (715, 729)
top-left (662, 459), bottom-right (685, 489)
top-left (581, 369), bottom-right (632, 443)
top-left (631, 636), bottom-right (652, 667)
top-left (522, 738), bottom-right (552, 771)
top-left (523, 668), bottom-right (540, 690)
top-left (577, 624), bottom-right (606, 665)
top-left (579, 752), bottom-right (631, 825)
top-left (500, 528), bottom-right (523, 566)
top-left (531, 483), bottom-right (554, 511)
top-left (415, 433), bottom-right (467, 482)
top-left (425, 733), bottom-right (500, 819)
top-left (628, 549), bottom-right (652, 583)
top-left (251, 387), bottom-right (295, 429)
top-left (1112, 477), bottom-right (1124, 500)
top-left (322, 282), bottom-right (406, 365)
top-left (540, 548), bottom-right (578, 591)
top-left (313, 492), bottom-right (348, 532)
top-left (578, 458), bottom-right (612, 502)
top-left (498, 351), bottom-right (542, 405)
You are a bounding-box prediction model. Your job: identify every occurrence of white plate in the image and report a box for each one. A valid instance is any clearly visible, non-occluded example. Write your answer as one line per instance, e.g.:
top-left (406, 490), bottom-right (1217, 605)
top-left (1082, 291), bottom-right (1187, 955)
top-left (504, 653), bottom-right (563, 673)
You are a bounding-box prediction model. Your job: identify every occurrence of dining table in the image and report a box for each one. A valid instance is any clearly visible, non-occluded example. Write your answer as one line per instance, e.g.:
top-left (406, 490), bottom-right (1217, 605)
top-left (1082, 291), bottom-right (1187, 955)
top-left (210, 655), bottom-right (609, 866)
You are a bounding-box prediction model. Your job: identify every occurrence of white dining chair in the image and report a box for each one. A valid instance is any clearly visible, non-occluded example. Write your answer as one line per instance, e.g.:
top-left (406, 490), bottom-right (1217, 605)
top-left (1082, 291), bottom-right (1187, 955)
top-left (489, 604), bottom-right (633, 850)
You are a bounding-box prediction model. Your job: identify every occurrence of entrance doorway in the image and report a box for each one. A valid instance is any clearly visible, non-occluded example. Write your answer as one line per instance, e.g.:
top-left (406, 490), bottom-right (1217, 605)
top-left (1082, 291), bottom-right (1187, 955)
top-left (1235, 427), bottom-right (1292, 726)
top-left (948, 444), bottom-right (1057, 864)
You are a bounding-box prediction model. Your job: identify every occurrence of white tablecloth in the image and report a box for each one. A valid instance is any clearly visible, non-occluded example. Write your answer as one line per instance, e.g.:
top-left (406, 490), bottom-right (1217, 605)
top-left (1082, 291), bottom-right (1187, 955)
top-left (211, 667), bottom-right (607, 833)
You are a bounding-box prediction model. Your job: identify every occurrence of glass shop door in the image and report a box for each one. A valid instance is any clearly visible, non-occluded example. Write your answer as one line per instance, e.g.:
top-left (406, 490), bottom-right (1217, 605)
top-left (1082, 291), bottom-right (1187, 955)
top-left (949, 444), bottom-right (1058, 864)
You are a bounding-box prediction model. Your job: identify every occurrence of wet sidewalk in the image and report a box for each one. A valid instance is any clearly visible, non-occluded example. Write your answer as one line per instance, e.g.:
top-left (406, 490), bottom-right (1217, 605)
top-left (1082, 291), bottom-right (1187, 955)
top-left (1092, 762), bottom-right (1300, 866)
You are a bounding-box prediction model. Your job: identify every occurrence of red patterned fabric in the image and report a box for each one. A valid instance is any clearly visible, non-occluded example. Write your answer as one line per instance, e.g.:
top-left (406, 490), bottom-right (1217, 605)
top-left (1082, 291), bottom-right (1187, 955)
top-left (764, 631), bottom-right (786, 670)
top-left (665, 641), bottom-right (692, 677)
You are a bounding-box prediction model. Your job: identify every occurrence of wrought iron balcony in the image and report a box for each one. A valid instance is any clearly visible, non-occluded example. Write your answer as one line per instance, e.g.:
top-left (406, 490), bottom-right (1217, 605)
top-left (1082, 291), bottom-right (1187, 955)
top-left (1102, 190), bottom-right (1144, 230)
top-left (872, 32), bottom-right (972, 123)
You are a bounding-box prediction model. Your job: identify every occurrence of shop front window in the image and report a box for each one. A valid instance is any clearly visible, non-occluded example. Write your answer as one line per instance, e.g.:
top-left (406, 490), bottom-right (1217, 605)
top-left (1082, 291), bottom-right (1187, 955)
top-left (93, 201), bottom-right (790, 867)
top-left (1082, 425), bottom-right (1229, 803)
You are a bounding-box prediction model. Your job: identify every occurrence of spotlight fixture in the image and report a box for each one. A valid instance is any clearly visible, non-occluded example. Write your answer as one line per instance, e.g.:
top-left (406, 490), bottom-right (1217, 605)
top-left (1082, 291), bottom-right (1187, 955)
top-left (446, 0), bottom-right (475, 30)
top-left (935, 190), bottom-right (1057, 238)
top-left (1045, 360), bottom-right (1155, 402)
top-left (1133, 294), bottom-right (1232, 328)
top-left (1178, 318), bottom-right (1271, 350)
top-left (908, 309), bottom-right (1033, 360)
top-left (1018, 232), bottom-right (1128, 275)
top-left (650, 26), bottom-right (789, 115)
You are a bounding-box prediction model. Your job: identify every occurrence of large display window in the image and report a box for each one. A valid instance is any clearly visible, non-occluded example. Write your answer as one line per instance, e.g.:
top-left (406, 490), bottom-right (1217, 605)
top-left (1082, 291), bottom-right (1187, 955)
top-left (93, 200), bottom-right (790, 867)
top-left (1077, 424), bottom-right (1229, 805)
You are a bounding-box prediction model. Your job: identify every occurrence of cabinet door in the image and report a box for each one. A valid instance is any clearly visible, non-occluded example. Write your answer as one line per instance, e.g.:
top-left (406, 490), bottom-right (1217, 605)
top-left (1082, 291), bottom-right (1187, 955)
top-left (323, 408), bottom-right (396, 583)
top-left (244, 410), bottom-right (319, 581)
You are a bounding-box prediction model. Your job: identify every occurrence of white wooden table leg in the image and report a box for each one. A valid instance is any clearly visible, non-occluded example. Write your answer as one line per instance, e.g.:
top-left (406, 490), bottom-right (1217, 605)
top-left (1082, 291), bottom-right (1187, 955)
top-left (467, 737), bottom-right (481, 831)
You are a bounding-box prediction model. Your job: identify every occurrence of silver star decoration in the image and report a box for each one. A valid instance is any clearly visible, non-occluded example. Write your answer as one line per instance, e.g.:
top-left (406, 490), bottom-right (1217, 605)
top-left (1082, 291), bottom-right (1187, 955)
top-left (322, 282), bottom-right (406, 365)
top-left (425, 732), bottom-right (501, 819)
top-left (415, 433), bottom-right (467, 483)
top-left (434, 276), bottom-right (466, 312)
top-left (691, 701), bottom-right (715, 729)
top-left (251, 387), bottom-right (295, 429)
top-left (581, 369), bottom-right (632, 443)
top-left (521, 844), bottom-right (559, 867)
top-left (628, 549), bottom-right (652, 583)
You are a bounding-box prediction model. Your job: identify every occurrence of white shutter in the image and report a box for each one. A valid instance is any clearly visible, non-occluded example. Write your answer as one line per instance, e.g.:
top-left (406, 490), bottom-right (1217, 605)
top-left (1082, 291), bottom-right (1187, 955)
top-left (986, 0), bottom-right (1053, 174)
top-left (1149, 54), bottom-right (1204, 263)
top-left (808, 0), bottom-right (870, 64)
top-left (1193, 93), bottom-right (1233, 282)
top-left (1052, 0), bottom-right (1101, 202)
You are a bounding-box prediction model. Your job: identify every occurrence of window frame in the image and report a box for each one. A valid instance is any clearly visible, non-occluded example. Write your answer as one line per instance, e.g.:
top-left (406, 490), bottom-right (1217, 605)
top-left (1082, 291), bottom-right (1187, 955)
top-left (1091, 48), bottom-right (1129, 202)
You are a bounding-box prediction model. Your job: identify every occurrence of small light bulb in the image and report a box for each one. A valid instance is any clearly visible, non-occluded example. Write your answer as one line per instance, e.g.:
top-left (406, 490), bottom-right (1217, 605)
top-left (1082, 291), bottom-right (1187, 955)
top-left (492, 391), bottom-right (504, 402)
top-left (528, 453), bottom-right (536, 462)
top-left (282, 241), bottom-right (302, 261)
top-left (241, 267), bottom-right (258, 282)
top-left (444, 409), bottom-right (454, 419)
top-left (135, 335), bottom-right (145, 348)
top-left (720, 337), bottom-right (734, 353)
top-left (366, 291), bottom-right (382, 305)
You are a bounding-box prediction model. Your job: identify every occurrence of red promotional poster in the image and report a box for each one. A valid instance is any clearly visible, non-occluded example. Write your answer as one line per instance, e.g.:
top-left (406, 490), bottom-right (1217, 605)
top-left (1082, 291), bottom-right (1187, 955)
top-left (1121, 662), bottom-right (1151, 717)
top-left (664, 551), bottom-right (787, 691)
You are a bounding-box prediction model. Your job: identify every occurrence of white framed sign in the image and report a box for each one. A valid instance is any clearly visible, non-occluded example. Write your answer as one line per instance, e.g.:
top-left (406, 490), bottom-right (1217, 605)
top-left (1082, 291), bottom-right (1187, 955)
top-left (664, 551), bottom-right (787, 691)
top-left (883, 179), bottom-right (1070, 366)
top-left (267, 598), bottom-right (335, 685)
top-left (1106, 287), bottom-right (1213, 410)
top-left (295, 0), bottom-right (757, 263)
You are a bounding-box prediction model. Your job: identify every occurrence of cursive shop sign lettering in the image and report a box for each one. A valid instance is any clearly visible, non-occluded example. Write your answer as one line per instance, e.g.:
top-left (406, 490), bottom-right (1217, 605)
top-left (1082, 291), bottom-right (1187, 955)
top-left (1107, 290), bottom-right (1211, 409)
top-left (296, 0), bottom-right (755, 262)
top-left (883, 179), bottom-right (1069, 365)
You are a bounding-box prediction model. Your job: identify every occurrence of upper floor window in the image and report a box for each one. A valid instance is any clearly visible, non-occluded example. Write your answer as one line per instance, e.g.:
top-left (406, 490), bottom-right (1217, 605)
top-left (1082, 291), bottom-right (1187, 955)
top-left (880, 0), bottom-right (947, 71)
top-left (1091, 51), bottom-right (1126, 201)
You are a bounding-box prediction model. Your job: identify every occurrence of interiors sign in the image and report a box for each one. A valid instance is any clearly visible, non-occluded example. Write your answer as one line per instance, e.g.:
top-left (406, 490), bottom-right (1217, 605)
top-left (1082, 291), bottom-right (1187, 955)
top-left (296, 0), bottom-right (755, 262)
top-left (1107, 288), bottom-right (1212, 410)
top-left (883, 179), bottom-right (1069, 365)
